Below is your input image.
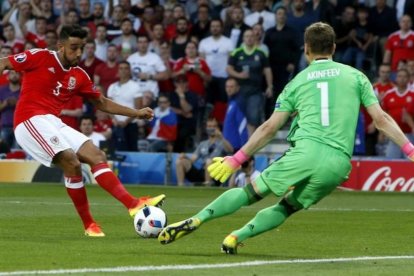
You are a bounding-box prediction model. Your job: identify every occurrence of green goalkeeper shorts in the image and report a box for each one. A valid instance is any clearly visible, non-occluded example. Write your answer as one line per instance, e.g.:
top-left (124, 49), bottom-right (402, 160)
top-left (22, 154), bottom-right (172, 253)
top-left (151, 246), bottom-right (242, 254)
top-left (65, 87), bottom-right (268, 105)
top-left (255, 139), bottom-right (352, 209)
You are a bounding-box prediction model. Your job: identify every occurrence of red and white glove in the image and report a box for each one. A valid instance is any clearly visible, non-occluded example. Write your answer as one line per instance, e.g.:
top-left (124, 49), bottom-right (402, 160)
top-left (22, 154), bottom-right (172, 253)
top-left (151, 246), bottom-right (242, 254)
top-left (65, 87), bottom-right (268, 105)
top-left (402, 142), bottom-right (414, 161)
top-left (207, 150), bottom-right (250, 183)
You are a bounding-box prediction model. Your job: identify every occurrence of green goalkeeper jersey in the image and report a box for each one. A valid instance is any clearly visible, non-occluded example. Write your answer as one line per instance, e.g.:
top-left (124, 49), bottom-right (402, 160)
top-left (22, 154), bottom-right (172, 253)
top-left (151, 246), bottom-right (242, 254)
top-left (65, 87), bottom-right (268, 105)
top-left (275, 59), bottom-right (378, 158)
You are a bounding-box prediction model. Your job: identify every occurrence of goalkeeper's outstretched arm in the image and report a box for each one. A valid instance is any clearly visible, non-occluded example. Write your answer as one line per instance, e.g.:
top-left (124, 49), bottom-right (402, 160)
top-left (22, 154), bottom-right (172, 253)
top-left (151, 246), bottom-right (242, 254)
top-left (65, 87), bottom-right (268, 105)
top-left (207, 111), bottom-right (291, 183)
top-left (241, 111), bottom-right (291, 156)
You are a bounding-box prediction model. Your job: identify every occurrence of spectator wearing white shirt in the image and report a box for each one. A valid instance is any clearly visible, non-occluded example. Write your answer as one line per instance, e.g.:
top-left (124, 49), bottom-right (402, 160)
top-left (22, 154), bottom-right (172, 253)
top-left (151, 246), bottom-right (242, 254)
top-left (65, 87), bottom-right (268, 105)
top-left (127, 34), bottom-right (169, 108)
top-left (199, 19), bottom-right (234, 123)
top-left (94, 23), bottom-right (109, 62)
top-left (79, 115), bottom-right (106, 148)
top-left (244, 0), bottom-right (276, 31)
top-left (2, 0), bottom-right (36, 40)
top-left (107, 61), bottom-right (143, 151)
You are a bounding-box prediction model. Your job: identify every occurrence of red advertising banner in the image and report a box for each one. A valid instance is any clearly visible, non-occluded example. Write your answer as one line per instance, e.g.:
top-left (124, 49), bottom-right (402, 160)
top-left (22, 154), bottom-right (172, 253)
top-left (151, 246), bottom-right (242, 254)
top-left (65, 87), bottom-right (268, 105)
top-left (341, 159), bottom-right (414, 192)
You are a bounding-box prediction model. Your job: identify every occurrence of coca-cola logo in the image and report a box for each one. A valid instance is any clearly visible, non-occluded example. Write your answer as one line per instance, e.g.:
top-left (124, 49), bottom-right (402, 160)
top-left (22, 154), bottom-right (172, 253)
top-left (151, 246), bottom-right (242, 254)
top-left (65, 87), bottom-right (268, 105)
top-left (362, 166), bottom-right (414, 192)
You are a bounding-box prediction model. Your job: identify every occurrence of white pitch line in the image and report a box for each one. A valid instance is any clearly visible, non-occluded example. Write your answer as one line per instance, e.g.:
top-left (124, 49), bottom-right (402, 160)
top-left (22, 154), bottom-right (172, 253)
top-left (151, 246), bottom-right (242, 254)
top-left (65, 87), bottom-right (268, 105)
top-left (1, 256), bottom-right (414, 275)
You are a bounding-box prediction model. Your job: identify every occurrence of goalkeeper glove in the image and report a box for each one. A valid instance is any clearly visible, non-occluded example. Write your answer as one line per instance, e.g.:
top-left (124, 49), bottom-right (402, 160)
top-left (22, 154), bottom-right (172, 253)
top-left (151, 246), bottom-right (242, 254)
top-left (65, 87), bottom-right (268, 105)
top-left (402, 142), bottom-right (414, 161)
top-left (207, 150), bottom-right (250, 183)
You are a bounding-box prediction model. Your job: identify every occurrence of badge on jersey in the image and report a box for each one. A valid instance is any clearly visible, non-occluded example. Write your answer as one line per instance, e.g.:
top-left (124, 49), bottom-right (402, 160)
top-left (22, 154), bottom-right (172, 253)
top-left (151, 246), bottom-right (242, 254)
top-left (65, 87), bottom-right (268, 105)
top-left (68, 77), bottom-right (76, 90)
top-left (14, 53), bottom-right (27, 63)
top-left (50, 136), bottom-right (60, 145)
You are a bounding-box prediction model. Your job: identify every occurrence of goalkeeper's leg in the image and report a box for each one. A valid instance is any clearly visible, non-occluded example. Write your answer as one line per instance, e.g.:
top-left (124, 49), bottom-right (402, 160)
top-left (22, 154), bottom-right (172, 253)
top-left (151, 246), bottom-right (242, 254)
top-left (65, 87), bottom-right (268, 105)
top-left (194, 181), bottom-right (271, 223)
top-left (158, 181), bottom-right (270, 244)
top-left (221, 193), bottom-right (303, 254)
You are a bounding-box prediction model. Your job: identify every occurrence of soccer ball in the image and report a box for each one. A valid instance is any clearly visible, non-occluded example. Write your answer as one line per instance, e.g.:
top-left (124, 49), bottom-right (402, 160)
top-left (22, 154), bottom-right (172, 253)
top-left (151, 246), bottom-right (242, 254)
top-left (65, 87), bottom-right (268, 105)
top-left (133, 206), bottom-right (167, 238)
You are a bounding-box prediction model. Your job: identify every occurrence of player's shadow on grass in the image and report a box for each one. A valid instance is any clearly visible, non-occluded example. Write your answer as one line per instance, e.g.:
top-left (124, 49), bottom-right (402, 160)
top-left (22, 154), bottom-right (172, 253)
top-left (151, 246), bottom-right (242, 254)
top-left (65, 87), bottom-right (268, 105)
top-left (158, 250), bottom-right (283, 259)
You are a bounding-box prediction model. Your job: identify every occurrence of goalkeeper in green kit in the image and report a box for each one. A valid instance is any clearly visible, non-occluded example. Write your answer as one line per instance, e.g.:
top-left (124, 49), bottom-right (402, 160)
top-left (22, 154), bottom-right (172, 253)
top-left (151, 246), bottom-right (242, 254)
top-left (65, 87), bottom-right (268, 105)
top-left (158, 22), bottom-right (414, 254)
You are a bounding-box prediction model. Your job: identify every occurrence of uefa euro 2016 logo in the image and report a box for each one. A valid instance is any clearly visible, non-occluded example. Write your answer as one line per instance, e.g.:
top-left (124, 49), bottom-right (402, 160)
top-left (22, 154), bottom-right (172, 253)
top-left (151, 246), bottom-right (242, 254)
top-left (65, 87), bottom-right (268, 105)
top-left (14, 53), bottom-right (27, 63)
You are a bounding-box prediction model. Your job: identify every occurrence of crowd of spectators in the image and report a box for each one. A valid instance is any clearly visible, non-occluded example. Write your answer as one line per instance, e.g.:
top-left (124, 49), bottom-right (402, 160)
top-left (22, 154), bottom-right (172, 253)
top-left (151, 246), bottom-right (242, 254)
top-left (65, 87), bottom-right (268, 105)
top-left (1, 0), bottom-right (414, 173)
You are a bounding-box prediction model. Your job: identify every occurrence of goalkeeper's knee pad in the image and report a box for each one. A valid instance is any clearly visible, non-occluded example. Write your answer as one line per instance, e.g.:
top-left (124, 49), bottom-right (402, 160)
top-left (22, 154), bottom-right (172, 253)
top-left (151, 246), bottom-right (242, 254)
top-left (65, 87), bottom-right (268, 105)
top-left (243, 184), bottom-right (263, 205)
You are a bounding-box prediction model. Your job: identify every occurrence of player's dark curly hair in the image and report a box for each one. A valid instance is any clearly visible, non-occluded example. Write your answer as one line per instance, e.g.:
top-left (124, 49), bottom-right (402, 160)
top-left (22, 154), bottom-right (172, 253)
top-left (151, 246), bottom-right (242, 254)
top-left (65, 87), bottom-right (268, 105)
top-left (59, 25), bottom-right (88, 42)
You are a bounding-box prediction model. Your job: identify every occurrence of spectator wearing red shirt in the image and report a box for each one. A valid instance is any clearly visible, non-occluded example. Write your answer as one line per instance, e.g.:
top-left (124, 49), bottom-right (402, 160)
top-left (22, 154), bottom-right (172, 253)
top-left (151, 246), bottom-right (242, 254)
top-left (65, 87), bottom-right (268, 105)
top-left (158, 41), bottom-right (175, 94)
top-left (93, 109), bottom-right (113, 140)
top-left (381, 68), bottom-right (414, 158)
top-left (60, 95), bottom-right (84, 130)
top-left (23, 17), bottom-right (48, 49)
top-left (79, 39), bottom-right (104, 79)
top-left (93, 44), bottom-right (119, 95)
top-left (364, 64), bottom-right (395, 155)
top-left (2, 23), bottom-right (24, 54)
top-left (136, 5), bottom-right (156, 38)
top-left (164, 4), bottom-right (188, 41)
top-left (383, 15), bottom-right (414, 73)
top-left (373, 64), bottom-right (395, 100)
top-left (86, 2), bottom-right (106, 38)
top-left (173, 41), bottom-right (211, 98)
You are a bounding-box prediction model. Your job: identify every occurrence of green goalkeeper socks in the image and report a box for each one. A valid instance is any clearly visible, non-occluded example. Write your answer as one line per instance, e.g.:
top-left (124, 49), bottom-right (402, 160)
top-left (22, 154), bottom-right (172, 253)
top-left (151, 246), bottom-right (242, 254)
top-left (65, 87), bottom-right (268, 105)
top-left (231, 203), bottom-right (289, 242)
top-left (194, 188), bottom-right (250, 223)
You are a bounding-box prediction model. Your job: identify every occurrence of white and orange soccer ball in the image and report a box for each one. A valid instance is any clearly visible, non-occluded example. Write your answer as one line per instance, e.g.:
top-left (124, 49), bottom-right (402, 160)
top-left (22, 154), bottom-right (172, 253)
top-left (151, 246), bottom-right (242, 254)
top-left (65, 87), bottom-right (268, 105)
top-left (133, 206), bottom-right (167, 238)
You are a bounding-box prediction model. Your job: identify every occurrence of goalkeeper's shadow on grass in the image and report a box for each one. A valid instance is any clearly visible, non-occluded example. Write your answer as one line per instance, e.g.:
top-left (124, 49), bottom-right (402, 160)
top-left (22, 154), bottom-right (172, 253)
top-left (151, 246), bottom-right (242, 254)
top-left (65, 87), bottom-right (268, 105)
top-left (157, 249), bottom-right (281, 259)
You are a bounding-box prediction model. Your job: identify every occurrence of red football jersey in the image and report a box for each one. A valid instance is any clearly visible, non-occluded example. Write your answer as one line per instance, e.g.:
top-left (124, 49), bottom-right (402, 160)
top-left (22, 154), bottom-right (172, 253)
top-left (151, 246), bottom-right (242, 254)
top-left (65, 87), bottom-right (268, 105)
top-left (25, 32), bottom-right (47, 49)
top-left (9, 49), bottom-right (101, 128)
top-left (60, 95), bottom-right (84, 130)
top-left (362, 82), bottom-right (394, 130)
top-left (373, 81), bottom-right (394, 99)
top-left (381, 87), bottom-right (414, 133)
top-left (174, 57), bottom-right (211, 97)
top-left (385, 31), bottom-right (414, 71)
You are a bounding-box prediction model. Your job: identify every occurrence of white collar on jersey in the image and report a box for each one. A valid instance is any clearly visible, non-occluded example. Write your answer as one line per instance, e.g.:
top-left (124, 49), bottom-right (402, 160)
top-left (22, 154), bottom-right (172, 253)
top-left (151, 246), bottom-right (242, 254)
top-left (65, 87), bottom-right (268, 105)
top-left (52, 51), bottom-right (70, 72)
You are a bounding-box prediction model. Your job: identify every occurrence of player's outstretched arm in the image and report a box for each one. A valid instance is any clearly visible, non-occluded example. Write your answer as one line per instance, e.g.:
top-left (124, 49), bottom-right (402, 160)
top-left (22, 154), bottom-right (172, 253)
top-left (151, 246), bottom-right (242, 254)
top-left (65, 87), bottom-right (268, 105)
top-left (208, 111), bottom-right (290, 183)
top-left (367, 103), bottom-right (414, 160)
top-left (0, 57), bottom-right (14, 74)
top-left (90, 95), bottom-right (154, 120)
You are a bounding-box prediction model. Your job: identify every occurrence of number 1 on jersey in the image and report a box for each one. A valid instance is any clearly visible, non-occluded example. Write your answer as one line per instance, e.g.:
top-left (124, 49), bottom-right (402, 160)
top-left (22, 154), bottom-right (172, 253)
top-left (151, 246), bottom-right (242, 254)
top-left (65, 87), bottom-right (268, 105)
top-left (317, 82), bottom-right (329, 126)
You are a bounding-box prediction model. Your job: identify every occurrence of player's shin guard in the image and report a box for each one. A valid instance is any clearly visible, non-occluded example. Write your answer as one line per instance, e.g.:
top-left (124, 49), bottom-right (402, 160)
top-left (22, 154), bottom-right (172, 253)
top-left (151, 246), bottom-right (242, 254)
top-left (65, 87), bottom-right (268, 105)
top-left (91, 163), bottom-right (138, 209)
top-left (194, 187), bottom-right (251, 223)
top-left (65, 176), bottom-right (95, 228)
top-left (231, 198), bottom-right (301, 242)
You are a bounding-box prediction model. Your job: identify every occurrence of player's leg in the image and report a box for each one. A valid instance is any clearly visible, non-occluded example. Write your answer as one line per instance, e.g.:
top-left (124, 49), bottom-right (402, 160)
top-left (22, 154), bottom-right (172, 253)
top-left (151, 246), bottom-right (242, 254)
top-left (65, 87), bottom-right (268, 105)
top-left (14, 115), bottom-right (102, 236)
top-left (222, 195), bottom-right (302, 254)
top-left (223, 141), bottom-right (351, 254)
top-left (68, 128), bottom-right (165, 217)
top-left (158, 168), bottom-right (272, 244)
top-left (53, 150), bottom-right (104, 237)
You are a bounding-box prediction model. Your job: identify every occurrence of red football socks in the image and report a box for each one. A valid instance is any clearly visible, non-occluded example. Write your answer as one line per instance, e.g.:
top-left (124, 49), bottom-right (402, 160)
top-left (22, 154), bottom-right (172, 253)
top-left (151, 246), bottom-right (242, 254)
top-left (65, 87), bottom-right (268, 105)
top-left (91, 163), bottom-right (138, 209)
top-left (65, 176), bottom-right (95, 229)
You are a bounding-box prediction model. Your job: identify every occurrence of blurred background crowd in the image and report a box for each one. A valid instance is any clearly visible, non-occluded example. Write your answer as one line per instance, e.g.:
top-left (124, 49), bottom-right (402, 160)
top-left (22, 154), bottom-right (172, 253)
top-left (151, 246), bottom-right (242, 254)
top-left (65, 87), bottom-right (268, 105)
top-left (1, 0), bottom-right (414, 183)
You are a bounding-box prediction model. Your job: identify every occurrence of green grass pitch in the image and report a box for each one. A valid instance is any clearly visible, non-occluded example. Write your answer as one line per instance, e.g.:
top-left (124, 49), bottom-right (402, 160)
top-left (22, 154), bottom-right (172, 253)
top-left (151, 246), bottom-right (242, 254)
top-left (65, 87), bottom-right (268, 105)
top-left (1, 183), bottom-right (414, 275)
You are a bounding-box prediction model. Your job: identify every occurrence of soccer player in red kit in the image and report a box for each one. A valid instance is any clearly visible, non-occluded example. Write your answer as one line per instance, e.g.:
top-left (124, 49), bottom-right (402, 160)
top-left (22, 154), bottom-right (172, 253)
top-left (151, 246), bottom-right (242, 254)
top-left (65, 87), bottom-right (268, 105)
top-left (0, 25), bottom-right (166, 237)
